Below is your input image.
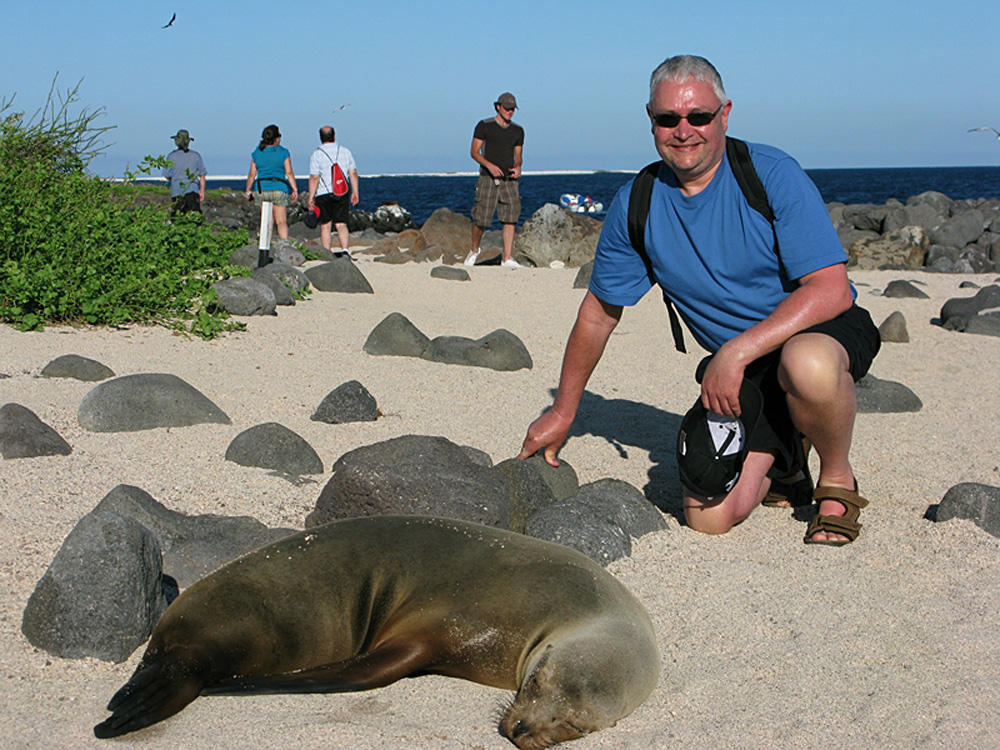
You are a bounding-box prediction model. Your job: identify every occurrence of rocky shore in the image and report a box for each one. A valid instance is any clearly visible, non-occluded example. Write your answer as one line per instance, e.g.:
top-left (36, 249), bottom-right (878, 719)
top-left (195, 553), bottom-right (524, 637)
top-left (192, 189), bottom-right (1000, 274)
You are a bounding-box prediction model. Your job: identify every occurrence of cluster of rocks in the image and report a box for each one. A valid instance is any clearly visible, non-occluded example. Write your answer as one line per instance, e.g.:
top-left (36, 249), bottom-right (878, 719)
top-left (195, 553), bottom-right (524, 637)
top-left (361, 203), bottom-right (602, 268)
top-left (19, 429), bottom-right (667, 663)
top-left (363, 312), bottom-right (532, 371)
top-left (832, 191), bottom-right (1000, 273)
top-left (202, 191), bottom-right (418, 235)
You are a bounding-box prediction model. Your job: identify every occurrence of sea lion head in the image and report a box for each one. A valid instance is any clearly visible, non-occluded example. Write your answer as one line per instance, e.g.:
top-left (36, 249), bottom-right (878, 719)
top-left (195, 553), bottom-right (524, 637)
top-left (499, 643), bottom-right (625, 749)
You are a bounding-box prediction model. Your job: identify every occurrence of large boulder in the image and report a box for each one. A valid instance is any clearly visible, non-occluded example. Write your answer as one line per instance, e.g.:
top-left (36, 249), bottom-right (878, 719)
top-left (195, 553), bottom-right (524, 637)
top-left (211, 277), bottom-right (277, 316)
top-left (524, 479), bottom-right (667, 566)
top-left (493, 458), bottom-right (557, 534)
top-left (225, 422), bottom-right (324, 475)
top-left (882, 202), bottom-right (944, 234)
top-left (882, 279), bottom-right (929, 298)
top-left (929, 209), bottom-right (985, 248)
top-left (371, 202), bottom-right (413, 233)
top-left (854, 374), bottom-right (922, 413)
top-left (421, 329), bottom-right (532, 371)
top-left (513, 203), bottom-right (602, 268)
top-left (77, 373), bottom-right (230, 432)
top-left (40, 354), bottom-right (115, 381)
top-left (304, 258), bottom-right (374, 293)
top-left (251, 267), bottom-right (296, 306)
top-left (878, 311), bottom-right (909, 343)
top-left (418, 208), bottom-right (473, 264)
top-left (935, 483), bottom-right (1000, 538)
top-left (940, 285), bottom-right (1000, 331)
top-left (21, 510), bottom-right (167, 662)
top-left (0, 403), bottom-right (72, 458)
top-left (363, 312), bottom-right (431, 357)
top-left (311, 380), bottom-right (379, 424)
top-left (847, 226), bottom-right (929, 270)
top-left (906, 190), bottom-right (953, 216)
top-left (307, 435), bottom-right (510, 529)
top-left (92, 484), bottom-right (293, 587)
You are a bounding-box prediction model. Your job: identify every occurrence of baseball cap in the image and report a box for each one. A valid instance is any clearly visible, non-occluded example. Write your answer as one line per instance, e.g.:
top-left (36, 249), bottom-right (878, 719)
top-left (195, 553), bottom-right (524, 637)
top-left (303, 204), bottom-right (321, 229)
top-left (496, 92), bottom-right (517, 110)
top-left (676, 377), bottom-right (763, 498)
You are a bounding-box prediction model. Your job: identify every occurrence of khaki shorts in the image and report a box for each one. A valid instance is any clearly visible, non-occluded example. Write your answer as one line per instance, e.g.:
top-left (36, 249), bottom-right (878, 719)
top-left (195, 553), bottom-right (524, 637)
top-left (471, 174), bottom-right (521, 226)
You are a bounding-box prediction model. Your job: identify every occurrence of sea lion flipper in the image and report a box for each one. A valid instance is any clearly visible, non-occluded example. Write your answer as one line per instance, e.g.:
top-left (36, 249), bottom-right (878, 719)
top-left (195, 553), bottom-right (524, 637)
top-left (203, 639), bottom-right (436, 696)
top-left (94, 662), bottom-right (203, 738)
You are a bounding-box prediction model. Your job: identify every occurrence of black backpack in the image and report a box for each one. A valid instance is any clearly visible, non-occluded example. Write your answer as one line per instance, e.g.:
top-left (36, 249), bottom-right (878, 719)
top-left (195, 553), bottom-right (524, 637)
top-left (626, 137), bottom-right (775, 353)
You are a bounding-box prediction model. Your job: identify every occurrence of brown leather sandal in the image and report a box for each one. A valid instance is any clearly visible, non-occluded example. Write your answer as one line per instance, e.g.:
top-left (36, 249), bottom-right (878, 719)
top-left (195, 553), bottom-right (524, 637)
top-left (803, 483), bottom-right (868, 546)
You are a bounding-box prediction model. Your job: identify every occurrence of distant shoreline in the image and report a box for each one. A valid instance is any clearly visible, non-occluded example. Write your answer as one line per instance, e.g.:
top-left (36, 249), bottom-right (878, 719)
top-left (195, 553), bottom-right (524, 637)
top-left (127, 169), bottom-right (634, 182)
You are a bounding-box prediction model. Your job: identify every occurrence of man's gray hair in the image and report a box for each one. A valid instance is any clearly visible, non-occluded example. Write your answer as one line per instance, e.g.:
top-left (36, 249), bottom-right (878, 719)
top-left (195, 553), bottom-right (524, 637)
top-left (649, 55), bottom-right (727, 104)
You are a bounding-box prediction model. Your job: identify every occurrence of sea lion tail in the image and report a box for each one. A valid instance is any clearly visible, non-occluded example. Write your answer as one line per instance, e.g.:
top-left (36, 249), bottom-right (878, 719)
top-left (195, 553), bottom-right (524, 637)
top-left (93, 661), bottom-right (204, 738)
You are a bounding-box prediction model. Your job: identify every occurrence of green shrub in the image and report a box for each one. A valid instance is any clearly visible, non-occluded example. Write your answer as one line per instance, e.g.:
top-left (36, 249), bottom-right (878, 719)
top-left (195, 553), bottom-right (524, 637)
top-left (0, 78), bottom-right (250, 339)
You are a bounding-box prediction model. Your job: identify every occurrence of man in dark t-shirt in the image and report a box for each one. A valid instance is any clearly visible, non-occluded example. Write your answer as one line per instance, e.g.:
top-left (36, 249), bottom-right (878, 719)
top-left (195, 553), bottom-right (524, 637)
top-left (466, 92), bottom-right (524, 269)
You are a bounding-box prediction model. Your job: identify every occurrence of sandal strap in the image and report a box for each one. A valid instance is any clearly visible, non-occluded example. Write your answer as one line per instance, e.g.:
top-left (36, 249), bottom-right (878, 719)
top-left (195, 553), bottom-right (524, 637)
top-left (805, 513), bottom-right (862, 540)
top-left (813, 485), bottom-right (868, 512)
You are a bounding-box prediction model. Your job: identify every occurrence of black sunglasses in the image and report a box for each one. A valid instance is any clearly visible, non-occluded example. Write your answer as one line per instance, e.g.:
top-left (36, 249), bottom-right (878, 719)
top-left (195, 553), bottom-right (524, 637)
top-left (649, 102), bottom-right (724, 129)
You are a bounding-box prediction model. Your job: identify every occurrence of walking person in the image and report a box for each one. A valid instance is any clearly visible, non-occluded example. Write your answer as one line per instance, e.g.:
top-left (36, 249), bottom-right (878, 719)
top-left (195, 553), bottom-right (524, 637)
top-left (244, 124), bottom-right (298, 240)
top-left (307, 126), bottom-right (359, 257)
top-left (466, 92), bottom-right (524, 268)
top-left (164, 129), bottom-right (207, 216)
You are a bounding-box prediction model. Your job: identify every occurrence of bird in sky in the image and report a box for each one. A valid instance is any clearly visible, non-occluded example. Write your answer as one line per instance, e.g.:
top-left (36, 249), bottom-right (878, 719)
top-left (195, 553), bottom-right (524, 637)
top-left (333, 104), bottom-right (350, 113)
top-left (968, 126), bottom-right (1000, 139)
top-left (162, 13), bottom-right (176, 29)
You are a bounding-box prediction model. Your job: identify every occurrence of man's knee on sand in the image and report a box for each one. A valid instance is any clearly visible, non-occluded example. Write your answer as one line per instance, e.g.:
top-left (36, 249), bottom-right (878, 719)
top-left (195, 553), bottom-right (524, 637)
top-left (683, 452), bottom-right (774, 534)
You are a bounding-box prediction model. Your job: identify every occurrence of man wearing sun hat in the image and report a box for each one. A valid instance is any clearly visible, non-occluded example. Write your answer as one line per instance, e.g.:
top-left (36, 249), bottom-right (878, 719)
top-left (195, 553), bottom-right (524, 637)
top-left (519, 55), bottom-right (880, 546)
top-left (466, 92), bottom-right (524, 269)
top-left (163, 129), bottom-right (207, 215)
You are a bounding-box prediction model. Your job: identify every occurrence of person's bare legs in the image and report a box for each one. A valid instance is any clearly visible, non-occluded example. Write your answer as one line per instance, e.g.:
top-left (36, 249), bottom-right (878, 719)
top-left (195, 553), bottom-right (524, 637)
top-left (471, 224), bottom-right (485, 254)
top-left (273, 205), bottom-right (289, 239)
top-left (335, 222), bottom-right (350, 252)
top-left (778, 332), bottom-right (857, 543)
top-left (501, 223), bottom-right (515, 262)
top-left (684, 451), bottom-right (775, 534)
top-left (320, 222), bottom-right (332, 252)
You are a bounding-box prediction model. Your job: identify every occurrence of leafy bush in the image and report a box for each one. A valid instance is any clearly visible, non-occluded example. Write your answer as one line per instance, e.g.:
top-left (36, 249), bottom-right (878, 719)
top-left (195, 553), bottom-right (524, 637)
top-left (0, 79), bottom-right (250, 339)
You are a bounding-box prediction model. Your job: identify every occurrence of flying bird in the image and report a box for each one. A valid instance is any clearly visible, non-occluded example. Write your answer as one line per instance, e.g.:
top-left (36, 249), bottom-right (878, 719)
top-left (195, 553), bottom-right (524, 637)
top-left (968, 126), bottom-right (1000, 139)
top-left (333, 104), bottom-right (350, 112)
top-left (162, 13), bottom-right (176, 29)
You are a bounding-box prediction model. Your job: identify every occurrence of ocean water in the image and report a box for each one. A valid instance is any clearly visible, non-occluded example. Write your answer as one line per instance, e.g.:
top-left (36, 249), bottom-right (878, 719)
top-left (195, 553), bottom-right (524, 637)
top-left (194, 165), bottom-right (1000, 227)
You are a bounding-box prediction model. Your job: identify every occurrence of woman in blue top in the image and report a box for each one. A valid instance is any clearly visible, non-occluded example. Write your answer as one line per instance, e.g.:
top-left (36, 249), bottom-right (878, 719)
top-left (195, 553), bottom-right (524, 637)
top-left (244, 124), bottom-right (298, 239)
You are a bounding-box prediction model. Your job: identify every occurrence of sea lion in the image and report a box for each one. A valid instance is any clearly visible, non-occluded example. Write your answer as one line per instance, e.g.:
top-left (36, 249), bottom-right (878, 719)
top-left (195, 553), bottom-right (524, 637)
top-left (94, 515), bottom-right (660, 748)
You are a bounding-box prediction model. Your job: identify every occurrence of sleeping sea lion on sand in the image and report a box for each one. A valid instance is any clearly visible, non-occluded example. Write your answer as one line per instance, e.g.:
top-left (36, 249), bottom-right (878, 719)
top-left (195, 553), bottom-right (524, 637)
top-left (94, 515), bottom-right (660, 749)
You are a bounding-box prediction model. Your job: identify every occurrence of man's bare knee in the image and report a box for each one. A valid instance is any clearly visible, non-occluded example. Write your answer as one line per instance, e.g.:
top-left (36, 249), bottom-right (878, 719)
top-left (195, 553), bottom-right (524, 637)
top-left (778, 334), bottom-right (849, 400)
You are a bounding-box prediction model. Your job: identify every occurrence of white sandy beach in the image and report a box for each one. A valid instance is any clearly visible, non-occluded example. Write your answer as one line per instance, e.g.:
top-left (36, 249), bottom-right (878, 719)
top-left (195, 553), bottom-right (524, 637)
top-left (2, 260), bottom-right (999, 749)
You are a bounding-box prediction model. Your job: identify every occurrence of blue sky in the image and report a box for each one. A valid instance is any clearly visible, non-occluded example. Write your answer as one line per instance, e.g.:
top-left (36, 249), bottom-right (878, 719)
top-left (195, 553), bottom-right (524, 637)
top-left (3, 1), bottom-right (999, 177)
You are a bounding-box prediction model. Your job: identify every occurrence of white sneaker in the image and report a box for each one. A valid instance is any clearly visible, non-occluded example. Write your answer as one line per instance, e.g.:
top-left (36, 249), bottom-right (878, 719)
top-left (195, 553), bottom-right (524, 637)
top-left (463, 249), bottom-right (481, 266)
top-left (501, 258), bottom-right (521, 269)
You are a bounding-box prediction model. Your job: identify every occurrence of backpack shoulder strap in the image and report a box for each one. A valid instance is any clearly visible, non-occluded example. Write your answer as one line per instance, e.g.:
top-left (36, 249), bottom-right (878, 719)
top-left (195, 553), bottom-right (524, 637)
top-left (626, 161), bottom-right (688, 353)
top-left (725, 137), bottom-right (774, 225)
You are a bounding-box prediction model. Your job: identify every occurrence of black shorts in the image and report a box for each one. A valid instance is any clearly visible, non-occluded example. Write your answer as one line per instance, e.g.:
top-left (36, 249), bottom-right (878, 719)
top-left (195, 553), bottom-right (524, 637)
top-left (315, 192), bottom-right (349, 225)
top-left (170, 192), bottom-right (201, 215)
top-left (696, 304), bottom-right (881, 477)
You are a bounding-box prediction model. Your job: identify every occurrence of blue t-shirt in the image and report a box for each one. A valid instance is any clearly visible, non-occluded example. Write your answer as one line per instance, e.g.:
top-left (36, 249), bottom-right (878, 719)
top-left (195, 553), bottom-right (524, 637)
top-left (251, 145), bottom-right (291, 192)
top-left (589, 141), bottom-right (850, 352)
